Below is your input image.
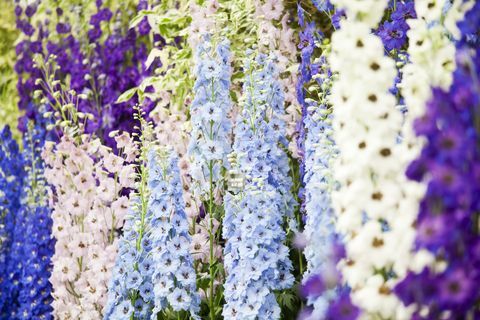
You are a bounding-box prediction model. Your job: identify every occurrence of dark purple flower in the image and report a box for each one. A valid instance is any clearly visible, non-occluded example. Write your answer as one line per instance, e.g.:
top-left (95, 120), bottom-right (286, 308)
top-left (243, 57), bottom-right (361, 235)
top-left (25, 5), bottom-right (36, 18)
top-left (331, 9), bottom-right (345, 30)
top-left (438, 269), bottom-right (474, 307)
top-left (377, 20), bottom-right (408, 51)
top-left (14, 5), bottom-right (22, 17)
top-left (325, 293), bottom-right (359, 320)
top-left (138, 17), bottom-right (151, 36)
top-left (301, 274), bottom-right (326, 299)
top-left (377, 0), bottom-right (415, 51)
top-left (391, 1), bottom-right (416, 21)
top-left (56, 22), bottom-right (71, 34)
top-left (90, 8), bottom-right (112, 26)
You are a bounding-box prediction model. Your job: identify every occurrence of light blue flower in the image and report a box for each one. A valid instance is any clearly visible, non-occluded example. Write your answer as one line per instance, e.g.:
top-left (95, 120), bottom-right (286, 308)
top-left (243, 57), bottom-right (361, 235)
top-left (147, 147), bottom-right (200, 319)
top-left (300, 44), bottom-right (340, 319)
top-left (222, 52), bottom-right (295, 320)
top-left (188, 35), bottom-right (232, 198)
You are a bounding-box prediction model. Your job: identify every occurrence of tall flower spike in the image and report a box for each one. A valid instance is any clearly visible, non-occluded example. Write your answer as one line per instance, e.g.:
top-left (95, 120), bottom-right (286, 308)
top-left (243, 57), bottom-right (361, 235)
top-left (254, 0), bottom-right (301, 156)
top-left (301, 40), bottom-right (340, 318)
top-left (148, 147), bottom-right (200, 318)
top-left (44, 132), bottom-right (135, 319)
top-left (188, 35), bottom-right (232, 317)
top-left (188, 35), bottom-right (232, 198)
top-left (330, 0), bottom-right (421, 318)
top-left (222, 51), bottom-right (294, 320)
top-left (0, 126), bottom-right (25, 318)
top-left (8, 118), bottom-right (54, 320)
top-left (394, 3), bottom-right (480, 318)
top-left (104, 116), bottom-right (153, 320)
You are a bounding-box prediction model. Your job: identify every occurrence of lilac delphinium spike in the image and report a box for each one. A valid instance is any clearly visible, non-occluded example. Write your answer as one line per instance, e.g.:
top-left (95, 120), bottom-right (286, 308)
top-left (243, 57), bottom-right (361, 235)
top-left (222, 51), bottom-right (294, 320)
top-left (0, 126), bottom-right (25, 318)
top-left (148, 147), bottom-right (200, 318)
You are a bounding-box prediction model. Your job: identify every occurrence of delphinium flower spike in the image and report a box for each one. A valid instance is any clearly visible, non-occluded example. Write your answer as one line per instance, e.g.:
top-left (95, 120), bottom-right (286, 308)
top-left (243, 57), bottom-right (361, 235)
top-left (104, 108), bottom-right (154, 320)
top-left (394, 3), bottom-right (480, 318)
top-left (0, 126), bottom-right (25, 318)
top-left (222, 51), bottom-right (294, 320)
top-left (254, 0), bottom-right (301, 156)
top-left (188, 34), bottom-right (232, 318)
top-left (329, 0), bottom-right (424, 317)
top-left (7, 114), bottom-right (55, 320)
top-left (300, 40), bottom-right (341, 318)
top-left (148, 147), bottom-right (200, 318)
top-left (43, 96), bottom-right (137, 319)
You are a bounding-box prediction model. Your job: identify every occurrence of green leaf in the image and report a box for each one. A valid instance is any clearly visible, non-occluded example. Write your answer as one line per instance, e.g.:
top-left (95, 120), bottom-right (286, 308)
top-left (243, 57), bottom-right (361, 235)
top-left (145, 48), bottom-right (163, 70)
top-left (129, 10), bottom-right (154, 29)
top-left (116, 88), bottom-right (137, 104)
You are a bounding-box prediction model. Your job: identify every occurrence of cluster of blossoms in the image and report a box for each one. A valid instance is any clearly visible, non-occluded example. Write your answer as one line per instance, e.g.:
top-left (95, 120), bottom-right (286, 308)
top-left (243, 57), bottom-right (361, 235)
top-left (400, 0), bottom-right (473, 164)
top-left (148, 147), bottom-right (200, 317)
top-left (394, 3), bottom-right (480, 318)
top-left (376, 1), bottom-right (416, 52)
top-left (104, 125), bottom-right (153, 319)
top-left (187, 36), bottom-right (231, 309)
top-left (395, 2), bottom-right (475, 275)
top-left (254, 0), bottom-right (301, 156)
top-left (151, 107), bottom-right (199, 219)
top-left (188, 35), bottom-right (232, 198)
top-left (299, 40), bottom-right (341, 318)
top-left (0, 126), bottom-right (25, 317)
top-left (222, 52), bottom-right (294, 319)
top-left (14, 0), bottom-right (150, 147)
top-left (330, 0), bottom-right (425, 317)
top-left (106, 142), bottom-right (200, 319)
top-left (43, 132), bottom-right (136, 319)
top-left (5, 112), bottom-right (55, 320)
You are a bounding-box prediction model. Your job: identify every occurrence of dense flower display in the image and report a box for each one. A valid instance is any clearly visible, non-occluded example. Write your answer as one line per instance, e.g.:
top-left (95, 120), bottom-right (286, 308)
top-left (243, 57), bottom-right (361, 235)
top-left (222, 51), bottom-right (294, 319)
top-left (0, 126), bottom-right (25, 318)
top-left (105, 141), bottom-right (200, 319)
top-left (15, 0), bottom-right (151, 147)
top-left (1, 0), bottom-right (479, 319)
top-left (394, 2), bottom-right (480, 319)
top-left (44, 131), bottom-right (135, 318)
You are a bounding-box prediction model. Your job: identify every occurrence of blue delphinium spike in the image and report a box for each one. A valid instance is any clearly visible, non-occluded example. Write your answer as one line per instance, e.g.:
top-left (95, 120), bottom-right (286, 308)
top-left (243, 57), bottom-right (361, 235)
top-left (105, 147), bottom-right (199, 320)
top-left (222, 51), bottom-right (294, 320)
top-left (0, 126), bottom-right (25, 318)
top-left (301, 53), bottom-right (339, 318)
top-left (188, 35), bottom-right (232, 198)
top-left (11, 118), bottom-right (54, 320)
top-left (148, 147), bottom-right (200, 319)
top-left (104, 196), bottom-right (154, 320)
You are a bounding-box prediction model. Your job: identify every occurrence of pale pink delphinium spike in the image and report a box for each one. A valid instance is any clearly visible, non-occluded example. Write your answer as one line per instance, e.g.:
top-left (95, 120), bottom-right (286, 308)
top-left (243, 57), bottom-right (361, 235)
top-left (44, 133), bottom-right (137, 319)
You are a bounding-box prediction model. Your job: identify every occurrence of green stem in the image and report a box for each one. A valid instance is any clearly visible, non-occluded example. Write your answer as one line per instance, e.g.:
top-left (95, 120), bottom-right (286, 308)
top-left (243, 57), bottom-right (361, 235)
top-left (208, 160), bottom-right (215, 320)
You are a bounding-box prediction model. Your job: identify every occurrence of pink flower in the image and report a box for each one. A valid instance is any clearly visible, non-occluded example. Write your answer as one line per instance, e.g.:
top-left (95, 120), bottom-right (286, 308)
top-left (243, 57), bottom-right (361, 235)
top-left (103, 153), bottom-right (124, 173)
top-left (54, 257), bottom-right (77, 282)
top-left (259, 0), bottom-right (284, 20)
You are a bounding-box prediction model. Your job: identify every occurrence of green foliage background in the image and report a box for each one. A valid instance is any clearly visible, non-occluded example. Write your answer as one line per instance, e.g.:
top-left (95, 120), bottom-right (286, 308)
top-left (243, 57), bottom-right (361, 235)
top-left (0, 1), bottom-right (21, 141)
